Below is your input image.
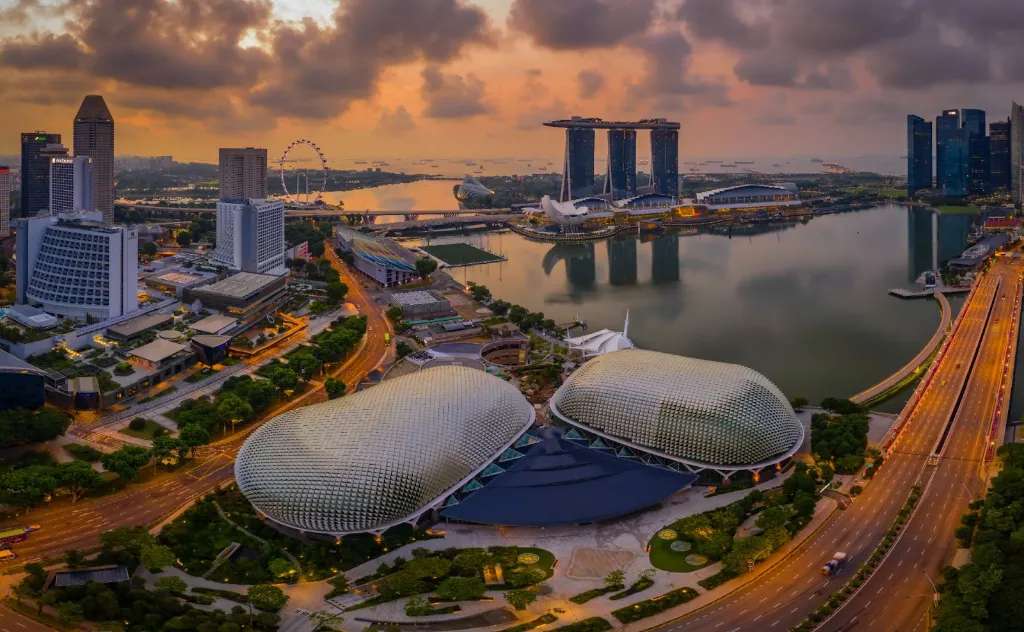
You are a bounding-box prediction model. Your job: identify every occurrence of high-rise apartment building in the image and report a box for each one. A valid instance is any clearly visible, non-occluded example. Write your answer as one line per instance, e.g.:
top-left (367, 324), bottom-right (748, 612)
top-left (990, 119), bottom-right (1011, 191)
top-left (73, 95), bottom-right (115, 224)
top-left (560, 128), bottom-right (596, 201)
top-left (0, 166), bottom-right (11, 237)
top-left (49, 156), bottom-right (95, 217)
top-left (218, 148), bottom-right (268, 200)
top-left (1012, 102), bottom-right (1024, 205)
top-left (604, 129), bottom-right (637, 199)
top-left (16, 214), bottom-right (138, 321)
top-left (214, 199), bottom-right (285, 275)
top-left (650, 128), bottom-right (679, 197)
top-left (906, 115), bottom-right (933, 194)
top-left (19, 133), bottom-right (65, 217)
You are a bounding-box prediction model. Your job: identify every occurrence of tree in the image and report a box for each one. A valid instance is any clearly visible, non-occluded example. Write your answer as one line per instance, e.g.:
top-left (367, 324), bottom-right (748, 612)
top-left (0, 465), bottom-right (58, 506)
top-left (268, 557), bottom-right (297, 579)
top-left (176, 230), bottom-right (192, 247)
top-left (216, 392), bottom-right (254, 432)
top-left (141, 241), bottom-right (158, 257)
top-left (404, 556), bottom-right (451, 580)
top-left (57, 460), bottom-right (102, 502)
top-left (152, 435), bottom-right (186, 466)
top-left (100, 445), bottom-right (151, 481)
top-left (325, 378), bottom-right (346, 400)
top-left (435, 576), bottom-right (486, 601)
top-left (141, 542), bottom-right (176, 572)
top-left (326, 280), bottom-right (348, 304)
top-left (248, 584), bottom-right (288, 612)
top-left (288, 350), bottom-right (322, 381)
top-left (505, 588), bottom-right (537, 611)
top-left (156, 575), bottom-right (187, 594)
top-left (386, 306), bottom-right (404, 322)
top-left (605, 569), bottom-right (625, 588)
top-left (790, 396), bottom-right (809, 410)
top-left (415, 256), bottom-right (437, 280)
top-left (756, 506), bottom-right (793, 532)
top-left (179, 424), bottom-right (210, 454)
top-left (262, 365), bottom-right (299, 392)
top-left (64, 548), bottom-right (86, 568)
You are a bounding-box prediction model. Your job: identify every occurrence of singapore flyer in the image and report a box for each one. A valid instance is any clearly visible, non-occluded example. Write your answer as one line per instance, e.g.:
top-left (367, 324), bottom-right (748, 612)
top-left (277, 139), bottom-right (329, 206)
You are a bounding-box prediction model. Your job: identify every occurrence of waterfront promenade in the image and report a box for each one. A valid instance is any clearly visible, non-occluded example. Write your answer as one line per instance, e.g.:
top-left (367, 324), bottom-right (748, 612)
top-left (849, 290), bottom-right (952, 405)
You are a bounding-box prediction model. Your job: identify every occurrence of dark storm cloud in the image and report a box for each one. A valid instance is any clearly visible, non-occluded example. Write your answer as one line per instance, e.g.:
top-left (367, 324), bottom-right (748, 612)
top-left (0, 0), bottom-right (274, 89)
top-left (774, 0), bottom-right (921, 55)
top-left (249, 0), bottom-right (493, 118)
top-left (866, 26), bottom-right (993, 88)
top-left (577, 69), bottom-right (605, 98)
top-left (508, 0), bottom-right (656, 50)
top-left (677, 0), bottom-right (767, 50)
top-left (420, 66), bottom-right (490, 119)
top-left (733, 53), bottom-right (798, 87)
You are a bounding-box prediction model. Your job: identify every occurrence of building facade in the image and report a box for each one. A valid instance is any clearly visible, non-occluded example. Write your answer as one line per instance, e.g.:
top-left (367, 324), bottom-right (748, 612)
top-left (19, 133), bottom-right (65, 218)
top-left (990, 119), bottom-right (1011, 192)
top-left (214, 198), bottom-right (285, 275)
top-left (1013, 102), bottom-right (1024, 205)
top-left (49, 156), bottom-right (94, 216)
top-left (650, 128), bottom-right (679, 197)
top-left (560, 127), bottom-right (595, 201)
top-left (906, 115), bottom-right (933, 194)
top-left (73, 95), bottom-right (115, 224)
top-left (936, 109), bottom-right (962, 196)
top-left (605, 129), bottom-right (637, 199)
top-left (16, 215), bottom-right (138, 321)
top-left (218, 147), bottom-right (268, 200)
top-left (0, 166), bottom-right (10, 237)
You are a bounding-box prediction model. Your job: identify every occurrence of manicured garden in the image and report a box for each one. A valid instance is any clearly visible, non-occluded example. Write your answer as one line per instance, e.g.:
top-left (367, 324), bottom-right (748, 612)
top-left (120, 417), bottom-right (167, 440)
top-left (611, 586), bottom-right (699, 623)
top-left (159, 486), bottom-right (437, 585)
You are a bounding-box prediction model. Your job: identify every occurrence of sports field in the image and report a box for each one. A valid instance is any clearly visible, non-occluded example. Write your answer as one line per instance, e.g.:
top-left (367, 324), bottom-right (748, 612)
top-left (420, 243), bottom-right (506, 267)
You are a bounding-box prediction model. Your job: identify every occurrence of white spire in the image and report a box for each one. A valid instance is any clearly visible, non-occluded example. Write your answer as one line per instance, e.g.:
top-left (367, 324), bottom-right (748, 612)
top-left (623, 310), bottom-right (630, 338)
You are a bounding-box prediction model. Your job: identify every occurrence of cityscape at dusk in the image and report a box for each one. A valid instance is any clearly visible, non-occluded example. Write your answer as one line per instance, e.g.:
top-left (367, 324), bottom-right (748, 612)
top-left (4, 2), bottom-right (1024, 632)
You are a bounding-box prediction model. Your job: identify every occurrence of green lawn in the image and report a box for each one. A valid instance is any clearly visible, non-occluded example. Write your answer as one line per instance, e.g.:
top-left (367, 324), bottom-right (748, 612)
top-left (119, 418), bottom-right (166, 440)
top-left (648, 538), bottom-right (711, 572)
top-left (420, 243), bottom-right (505, 267)
top-left (935, 204), bottom-right (982, 215)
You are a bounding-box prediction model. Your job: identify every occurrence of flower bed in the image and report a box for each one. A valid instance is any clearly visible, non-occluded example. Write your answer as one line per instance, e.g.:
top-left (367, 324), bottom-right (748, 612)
top-left (611, 587), bottom-right (699, 623)
top-left (609, 576), bottom-right (655, 600)
top-left (569, 584), bottom-right (624, 604)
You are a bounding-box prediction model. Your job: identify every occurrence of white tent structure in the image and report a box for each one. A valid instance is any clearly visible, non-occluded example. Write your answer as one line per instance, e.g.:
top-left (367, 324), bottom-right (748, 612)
top-left (565, 312), bottom-right (634, 358)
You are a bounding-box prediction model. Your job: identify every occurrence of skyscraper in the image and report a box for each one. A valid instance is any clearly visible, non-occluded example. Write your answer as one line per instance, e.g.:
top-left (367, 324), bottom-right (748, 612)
top-left (650, 128), bottom-right (679, 196)
top-left (935, 109), bottom-right (960, 194)
top-left (560, 127), bottom-right (595, 201)
top-left (49, 156), bottom-right (95, 217)
top-left (214, 199), bottom-right (286, 275)
top-left (604, 129), bottom-right (637, 199)
top-left (961, 109), bottom-right (989, 194)
top-left (906, 115), bottom-right (933, 194)
top-left (73, 95), bottom-right (115, 224)
top-left (218, 147), bottom-right (268, 200)
top-left (990, 119), bottom-right (1011, 191)
top-left (19, 132), bottom-right (64, 217)
top-left (1012, 102), bottom-right (1024, 205)
top-left (0, 166), bottom-right (11, 237)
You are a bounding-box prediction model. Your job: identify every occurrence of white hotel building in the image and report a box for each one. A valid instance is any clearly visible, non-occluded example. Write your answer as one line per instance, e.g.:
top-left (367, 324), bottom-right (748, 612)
top-left (16, 214), bottom-right (138, 321)
top-left (214, 198), bottom-right (286, 276)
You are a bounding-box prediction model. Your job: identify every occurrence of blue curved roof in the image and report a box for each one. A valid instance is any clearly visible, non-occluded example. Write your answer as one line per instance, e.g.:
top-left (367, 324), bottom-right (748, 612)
top-left (440, 427), bottom-right (694, 526)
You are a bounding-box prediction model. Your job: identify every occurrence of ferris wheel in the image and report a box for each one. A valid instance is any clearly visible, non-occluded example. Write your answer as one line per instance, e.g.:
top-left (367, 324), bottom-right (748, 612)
top-left (277, 139), bottom-right (329, 205)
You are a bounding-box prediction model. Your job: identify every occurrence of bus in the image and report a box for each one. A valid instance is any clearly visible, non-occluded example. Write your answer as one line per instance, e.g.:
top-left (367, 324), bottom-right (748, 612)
top-left (0, 525), bottom-right (39, 547)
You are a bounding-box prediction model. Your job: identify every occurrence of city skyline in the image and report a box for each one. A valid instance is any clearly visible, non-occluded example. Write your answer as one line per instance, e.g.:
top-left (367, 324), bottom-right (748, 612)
top-left (3, 1), bottom-right (1024, 167)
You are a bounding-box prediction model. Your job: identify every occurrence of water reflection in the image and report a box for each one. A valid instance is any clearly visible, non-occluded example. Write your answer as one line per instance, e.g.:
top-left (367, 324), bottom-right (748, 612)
top-left (906, 208), bottom-right (973, 283)
top-left (651, 233), bottom-right (680, 284)
top-left (542, 243), bottom-right (596, 289)
top-left (607, 236), bottom-right (638, 286)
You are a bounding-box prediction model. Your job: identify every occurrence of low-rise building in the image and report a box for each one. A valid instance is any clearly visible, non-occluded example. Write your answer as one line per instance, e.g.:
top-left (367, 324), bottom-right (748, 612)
top-left (128, 339), bottom-right (192, 372)
top-left (695, 183), bottom-right (801, 211)
top-left (106, 312), bottom-right (173, 342)
top-left (143, 268), bottom-right (217, 297)
top-left (336, 227), bottom-right (419, 287)
top-left (389, 290), bottom-right (455, 321)
top-left (190, 313), bottom-right (239, 336)
top-left (185, 272), bottom-right (289, 326)
top-left (0, 349), bottom-right (46, 410)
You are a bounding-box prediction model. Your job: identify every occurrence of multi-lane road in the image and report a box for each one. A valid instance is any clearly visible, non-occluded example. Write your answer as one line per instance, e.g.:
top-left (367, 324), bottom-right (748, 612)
top-left (1, 244), bottom-right (392, 565)
top-left (654, 260), bottom-right (1016, 632)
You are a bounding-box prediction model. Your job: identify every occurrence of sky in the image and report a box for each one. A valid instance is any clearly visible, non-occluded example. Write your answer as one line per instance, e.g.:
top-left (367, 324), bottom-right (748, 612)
top-left (3, 0), bottom-right (1024, 170)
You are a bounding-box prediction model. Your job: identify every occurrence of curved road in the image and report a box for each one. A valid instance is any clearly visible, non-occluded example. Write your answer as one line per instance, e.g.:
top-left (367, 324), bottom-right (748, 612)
top-left (2, 244), bottom-right (391, 566)
top-left (649, 270), bottom-right (1003, 632)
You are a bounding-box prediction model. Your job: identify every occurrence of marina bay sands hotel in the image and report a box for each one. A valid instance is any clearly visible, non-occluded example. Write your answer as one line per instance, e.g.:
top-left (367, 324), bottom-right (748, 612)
top-left (544, 117), bottom-right (680, 202)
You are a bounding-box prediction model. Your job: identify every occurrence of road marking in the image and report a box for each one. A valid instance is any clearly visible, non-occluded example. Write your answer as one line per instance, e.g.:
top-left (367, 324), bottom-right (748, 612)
top-left (769, 621), bottom-right (780, 628)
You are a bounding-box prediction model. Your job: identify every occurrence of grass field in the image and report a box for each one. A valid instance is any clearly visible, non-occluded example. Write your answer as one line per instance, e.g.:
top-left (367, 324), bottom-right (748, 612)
top-left (935, 204), bottom-right (982, 215)
top-left (421, 243), bottom-right (505, 267)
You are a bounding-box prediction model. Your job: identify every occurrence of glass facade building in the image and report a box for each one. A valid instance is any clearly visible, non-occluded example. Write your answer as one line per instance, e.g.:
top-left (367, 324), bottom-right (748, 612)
top-left (604, 129), bottom-right (637, 199)
top-left (19, 132), bottom-right (64, 218)
top-left (1012, 102), bottom-right (1024, 205)
top-left (650, 128), bottom-right (679, 196)
top-left (990, 119), bottom-right (1011, 191)
top-left (73, 96), bottom-right (115, 224)
top-left (906, 115), bottom-right (932, 194)
top-left (936, 109), bottom-right (966, 196)
top-left (560, 127), bottom-right (596, 201)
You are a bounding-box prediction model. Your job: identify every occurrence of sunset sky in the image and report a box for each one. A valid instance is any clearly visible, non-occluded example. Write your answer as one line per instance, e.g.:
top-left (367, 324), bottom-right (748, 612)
top-left (3, 0), bottom-right (1024, 169)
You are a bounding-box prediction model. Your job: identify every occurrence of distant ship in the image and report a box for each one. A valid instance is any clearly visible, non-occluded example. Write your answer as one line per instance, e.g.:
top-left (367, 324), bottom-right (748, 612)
top-left (735, 160), bottom-right (755, 165)
top-left (822, 162), bottom-right (853, 174)
top-left (810, 158), bottom-right (823, 163)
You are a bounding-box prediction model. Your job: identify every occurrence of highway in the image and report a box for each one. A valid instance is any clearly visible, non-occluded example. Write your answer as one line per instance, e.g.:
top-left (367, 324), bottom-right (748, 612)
top-left (0, 244), bottom-right (391, 565)
top-left (651, 267), bottom-right (1005, 632)
top-left (817, 257), bottom-right (1023, 632)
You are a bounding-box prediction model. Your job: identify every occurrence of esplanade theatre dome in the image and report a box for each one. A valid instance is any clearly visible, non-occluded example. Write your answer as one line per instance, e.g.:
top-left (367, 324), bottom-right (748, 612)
top-left (549, 349), bottom-right (803, 471)
top-left (235, 366), bottom-right (534, 536)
